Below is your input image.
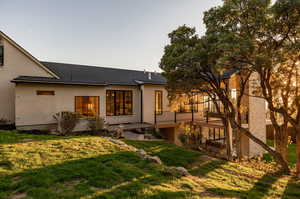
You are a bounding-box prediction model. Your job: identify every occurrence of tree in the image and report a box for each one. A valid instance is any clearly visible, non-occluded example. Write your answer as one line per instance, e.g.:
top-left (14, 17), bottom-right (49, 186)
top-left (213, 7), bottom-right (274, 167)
top-left (160, 25), bottom-right (290, 173)
top-left (203, 0), bottom-right (300, 176)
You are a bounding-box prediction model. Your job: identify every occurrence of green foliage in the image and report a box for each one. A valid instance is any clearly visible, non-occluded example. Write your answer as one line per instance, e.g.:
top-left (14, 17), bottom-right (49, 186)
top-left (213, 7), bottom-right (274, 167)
top-left (87, 116), bottom-right (106, 136)
top-left (53, 111), bottom-right (80, 136)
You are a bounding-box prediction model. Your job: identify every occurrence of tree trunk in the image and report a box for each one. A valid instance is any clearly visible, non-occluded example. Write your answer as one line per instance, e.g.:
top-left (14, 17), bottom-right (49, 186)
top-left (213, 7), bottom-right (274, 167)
top-left (236, 111), bottom-right (242, 160)
top-left (296, 132), bottom-right (300, 177)
top-left (275, 125), bottom-right (288, 162)
top-left (228, 116), bottom-right (290, 174)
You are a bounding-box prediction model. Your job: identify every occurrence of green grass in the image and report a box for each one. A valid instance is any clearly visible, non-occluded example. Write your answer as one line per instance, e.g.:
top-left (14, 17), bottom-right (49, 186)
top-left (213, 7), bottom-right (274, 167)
top-left (123, 140), bottom-right (199, 168)
top-left (0, 130), bottom-right (64, 144)
top-left (264, 140), bottom-right (296, 166)
top-left (0, 130), bottom-right (299, 199)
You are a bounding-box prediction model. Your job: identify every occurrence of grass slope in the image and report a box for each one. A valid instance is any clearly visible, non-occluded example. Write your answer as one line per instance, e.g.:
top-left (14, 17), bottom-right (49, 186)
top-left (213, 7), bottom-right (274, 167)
top-left (0, 130), bottom-right (299, 199)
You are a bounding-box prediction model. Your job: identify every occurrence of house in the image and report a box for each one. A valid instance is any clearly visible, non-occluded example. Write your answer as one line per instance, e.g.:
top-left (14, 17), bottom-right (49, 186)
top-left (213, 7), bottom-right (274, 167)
top-left (0, 31), bottom-right (266, 157)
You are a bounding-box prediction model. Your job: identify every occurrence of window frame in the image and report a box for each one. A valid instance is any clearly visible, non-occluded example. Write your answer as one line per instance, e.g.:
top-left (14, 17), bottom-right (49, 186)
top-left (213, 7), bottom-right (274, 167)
top-left (36, 90), bottom-right (55, 96)
top-left (75, 96), bottom-right (100, 117)
top-left (155, 90), bottom-right (163, 115)
top-left (0, 45), bottom-right (4, 66)
top-left (106, 90), bottom-right (133, 116)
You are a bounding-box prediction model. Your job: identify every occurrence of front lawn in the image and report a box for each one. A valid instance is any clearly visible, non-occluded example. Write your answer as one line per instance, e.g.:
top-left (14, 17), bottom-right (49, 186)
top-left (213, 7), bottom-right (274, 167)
top-left (0, 130), bottom-right (299, 199)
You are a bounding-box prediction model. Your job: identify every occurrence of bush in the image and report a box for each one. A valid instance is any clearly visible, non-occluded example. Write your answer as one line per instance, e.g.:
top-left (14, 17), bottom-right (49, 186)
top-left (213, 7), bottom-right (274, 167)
top-left (0, 118), bottom-right (9, 125)
top-left (88, 116), bottom-right (106, 136)
top-left (53, 112), bottom-right (80, 136)
top-left (206, 140), bottom-right (226, 149)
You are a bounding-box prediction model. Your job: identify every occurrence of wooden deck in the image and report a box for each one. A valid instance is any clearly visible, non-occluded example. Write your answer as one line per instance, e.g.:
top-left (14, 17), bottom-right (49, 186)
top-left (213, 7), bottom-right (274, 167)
top-left (154, 119), bottom-right (224, 129)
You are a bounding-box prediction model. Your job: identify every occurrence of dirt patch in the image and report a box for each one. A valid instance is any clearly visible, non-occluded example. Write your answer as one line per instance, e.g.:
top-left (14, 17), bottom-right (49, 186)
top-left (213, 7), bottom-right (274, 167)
top-left (10, 193), bottom-right (27, 199)
top-left (90, 186), bottom-right (101, 191)
top-left (20, 139), bottom-right (34, 143)
top-left (63, 178), bottom-right (84, 189)
top-left (11, 176), bottom-right (22, 185)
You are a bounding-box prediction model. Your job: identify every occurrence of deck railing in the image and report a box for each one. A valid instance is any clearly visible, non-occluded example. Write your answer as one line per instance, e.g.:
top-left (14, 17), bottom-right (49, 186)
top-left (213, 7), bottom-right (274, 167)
top-left (154, 110), bottom-right (204, 124)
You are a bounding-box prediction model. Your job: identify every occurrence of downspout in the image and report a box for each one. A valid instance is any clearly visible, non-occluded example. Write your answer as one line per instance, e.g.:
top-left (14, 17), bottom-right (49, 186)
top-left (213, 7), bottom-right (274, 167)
top-left (140, 85), bottom-right (143, 123)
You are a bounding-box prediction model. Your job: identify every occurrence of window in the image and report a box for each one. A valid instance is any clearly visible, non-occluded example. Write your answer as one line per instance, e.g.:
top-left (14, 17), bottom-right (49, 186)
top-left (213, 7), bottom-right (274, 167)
top-left (208, 128), bottom-right (226, 141)
top-left (106, 90), bottom-right (133, 116)
top-left (155, 91), bottom-right (163, 115)
top-left (178, 93), bottom-right (199, 113)
top-left (0, 45), bottom-right (3, 66)
top-left (37, 90), bottom-right (55, 96)
top-left (75, 96), bottom-right (99, 117)
top-left (203, 96), bottom-right (224, 113)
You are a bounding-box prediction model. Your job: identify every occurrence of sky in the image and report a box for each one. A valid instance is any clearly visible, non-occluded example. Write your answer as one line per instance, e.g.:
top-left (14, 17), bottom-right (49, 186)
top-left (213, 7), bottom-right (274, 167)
top-left (0, 0), bottom-right (223, 72)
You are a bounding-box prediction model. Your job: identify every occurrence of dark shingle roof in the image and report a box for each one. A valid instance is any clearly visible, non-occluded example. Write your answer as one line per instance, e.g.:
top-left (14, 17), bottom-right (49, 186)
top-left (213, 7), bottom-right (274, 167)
top-left (12, 61), bottom-right (166, 86)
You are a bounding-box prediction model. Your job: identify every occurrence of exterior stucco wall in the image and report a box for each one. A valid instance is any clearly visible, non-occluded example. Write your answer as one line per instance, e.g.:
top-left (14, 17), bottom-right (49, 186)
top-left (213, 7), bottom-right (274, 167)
top-left (15, 84), bottom-right (105, 127)
top-left (15, 84), bottom-right (144, 127)
top-left (0, 38), bottom-right (53, 123)
top-left (248, 73), bottom-right (266, 157)
top-left (142, 85), bottom-right (168, 124)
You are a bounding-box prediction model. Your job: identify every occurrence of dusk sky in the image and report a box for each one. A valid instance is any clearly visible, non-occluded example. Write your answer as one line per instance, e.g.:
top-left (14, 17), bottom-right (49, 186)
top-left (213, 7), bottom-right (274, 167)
top-left (0, 0), bottom-right (223, 72)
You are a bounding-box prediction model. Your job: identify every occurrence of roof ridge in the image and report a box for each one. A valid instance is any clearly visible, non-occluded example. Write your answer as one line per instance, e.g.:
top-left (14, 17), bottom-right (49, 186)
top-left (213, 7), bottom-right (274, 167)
top-left (40, 61), bottom-right (159, 74)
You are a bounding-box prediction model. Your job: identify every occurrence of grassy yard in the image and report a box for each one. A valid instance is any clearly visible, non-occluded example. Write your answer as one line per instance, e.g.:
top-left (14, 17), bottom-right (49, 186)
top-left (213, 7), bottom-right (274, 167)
top-left (0, 130), bottom-right (299, 199)
top-left (264, 140), bottom-right (297, 167)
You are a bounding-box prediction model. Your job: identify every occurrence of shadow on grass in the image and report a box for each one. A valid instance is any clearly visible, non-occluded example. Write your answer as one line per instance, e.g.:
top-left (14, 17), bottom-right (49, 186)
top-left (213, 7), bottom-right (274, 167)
top-left (190, 159), bottom-right (226, 177)
top-left (206, 171), bottom-right (300, 199)
top-left (282, 177), bottom-right (300, 199)
top-left (0, 130), bottom-right (77, 144)
top-left (124, 140), bottom-right (200, 168)
top-left (0, 151), bottom-right (180, 199)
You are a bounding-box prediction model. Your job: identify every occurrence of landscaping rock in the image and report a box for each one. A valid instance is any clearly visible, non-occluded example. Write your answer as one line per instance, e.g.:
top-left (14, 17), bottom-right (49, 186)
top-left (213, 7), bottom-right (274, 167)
top-left (146, 156), bottom-right (162, 165)
top-left (175, 167), bottom-right (190, 176)
top-left (109, 138), bottom-right (126, 146)
top-left (137, 149), bottom-right (147, 156)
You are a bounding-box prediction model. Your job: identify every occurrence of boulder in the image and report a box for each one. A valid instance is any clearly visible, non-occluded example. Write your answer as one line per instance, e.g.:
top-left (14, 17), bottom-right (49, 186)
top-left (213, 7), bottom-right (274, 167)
top-left (175, 167), bottom-right (190, 176)
top-left (146, 156), bottom-right (163, 165)
top-left (137, 149), bottom-right (147, 156)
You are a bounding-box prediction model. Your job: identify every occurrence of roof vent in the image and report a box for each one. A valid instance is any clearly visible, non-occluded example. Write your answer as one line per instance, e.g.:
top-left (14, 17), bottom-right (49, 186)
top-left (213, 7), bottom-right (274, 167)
top-left (148, 72), bottom-right (152, 80)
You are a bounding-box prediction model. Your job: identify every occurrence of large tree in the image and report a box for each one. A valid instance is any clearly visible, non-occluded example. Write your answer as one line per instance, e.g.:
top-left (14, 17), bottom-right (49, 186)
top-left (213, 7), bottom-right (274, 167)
top-left (203, 0), bottom-right (300, 176)
top-left (160, 25), bottom-right (290, 173)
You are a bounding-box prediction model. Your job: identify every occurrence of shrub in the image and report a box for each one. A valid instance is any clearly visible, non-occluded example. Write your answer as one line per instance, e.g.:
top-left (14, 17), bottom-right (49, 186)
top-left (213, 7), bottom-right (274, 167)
top-left (206, 140), bottom-right (226, 149)
top-left (53, 112), bottom-right (80, 136)
top-left (88, 116), bottom-right (106, 136)
top-left (0, 118), bottom-right (9, 125)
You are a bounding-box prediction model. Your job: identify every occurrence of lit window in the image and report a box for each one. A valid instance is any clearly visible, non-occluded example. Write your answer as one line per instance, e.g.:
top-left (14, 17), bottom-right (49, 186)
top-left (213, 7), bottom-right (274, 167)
top-left (106, 90), bottom-right (133, 116)
top-left (155, 91), bottom-right (163, 115)
top-left (178, 93), bottom-right (199, 113)
top-left (75, 96), bottom-right (99, 117)
top-left (203, 96), bottom-right (224, 113)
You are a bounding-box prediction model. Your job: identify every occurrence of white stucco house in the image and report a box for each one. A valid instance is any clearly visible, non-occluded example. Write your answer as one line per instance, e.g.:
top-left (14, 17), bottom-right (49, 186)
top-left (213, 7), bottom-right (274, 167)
top-left (0, 31), bottom-right (266, 157)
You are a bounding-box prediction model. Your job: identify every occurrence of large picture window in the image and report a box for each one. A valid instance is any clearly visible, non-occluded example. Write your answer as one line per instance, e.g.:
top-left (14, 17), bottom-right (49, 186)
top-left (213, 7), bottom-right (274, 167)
top-left (155, 91), bottom-right (163, 115)
top-left (75, 96), bottom-right (99, 117)
top-left (0, 45), bottom-right (3, 66)
top-left (178, 93), bottom-right (199, 113)
top-left (106, 90), bottom-right (133, 116)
